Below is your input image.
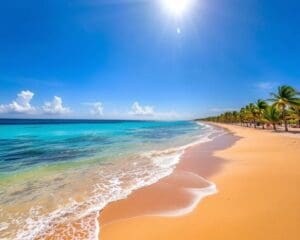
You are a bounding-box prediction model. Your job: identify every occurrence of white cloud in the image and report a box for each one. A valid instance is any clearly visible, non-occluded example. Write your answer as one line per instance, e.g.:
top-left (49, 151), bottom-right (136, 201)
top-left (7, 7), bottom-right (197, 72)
top-left (42, 96), bottom-right (70, 115)
top-left (82, 102), bottom-right (104, 116)
top-left (90, 102), bottom-right (104, 115)
top-left (127, 101), bottom-right (182, 120)
top-left (0, 90), bottom-right (36, 114)
top-left (129, 101), bottom-right (154, 116)
top-left (0, 104), bottom-right (6, 112)
top-left (256, 82), bottom-right (277, 91)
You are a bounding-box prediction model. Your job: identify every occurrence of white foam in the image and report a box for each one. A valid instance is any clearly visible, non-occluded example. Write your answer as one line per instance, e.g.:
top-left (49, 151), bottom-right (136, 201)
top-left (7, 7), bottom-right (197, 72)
top-left (150, 173), bottom-right (217, 217)
top-left (94, 212), bottom-right (100, 240)
top-left (0, 222), bottom-right (9, 232)
top-left (152, 150), bottom-right (183, 169)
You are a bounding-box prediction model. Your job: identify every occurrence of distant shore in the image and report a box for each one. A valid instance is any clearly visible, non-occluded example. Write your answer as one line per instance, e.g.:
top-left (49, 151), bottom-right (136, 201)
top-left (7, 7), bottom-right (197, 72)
top-left (99, 122), bottom-right (300, 240)
top-left (206, 121), bottom-right (300, 139)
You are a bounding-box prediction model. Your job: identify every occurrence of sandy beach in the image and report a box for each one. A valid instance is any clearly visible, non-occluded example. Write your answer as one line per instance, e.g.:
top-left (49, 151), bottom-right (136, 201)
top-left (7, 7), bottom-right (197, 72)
top-left (99, 123), bottom-right (300, 240)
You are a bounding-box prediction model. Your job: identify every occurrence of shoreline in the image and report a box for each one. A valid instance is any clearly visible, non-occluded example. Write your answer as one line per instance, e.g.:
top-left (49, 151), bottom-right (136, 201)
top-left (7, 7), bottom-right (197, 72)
top-left (98, 124), bottom-right (238, 237)
top-left (205, 121), bottom-right (300, 139)
top-left (20, 122), bottom-right (223, 240)
top-left (99, 122), bottom-right (300, 240)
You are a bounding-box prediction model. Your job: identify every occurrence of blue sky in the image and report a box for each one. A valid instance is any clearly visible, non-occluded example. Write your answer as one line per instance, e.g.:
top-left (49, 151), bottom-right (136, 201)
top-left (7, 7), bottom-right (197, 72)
top-left (0, 0), bottom-right (299, 119)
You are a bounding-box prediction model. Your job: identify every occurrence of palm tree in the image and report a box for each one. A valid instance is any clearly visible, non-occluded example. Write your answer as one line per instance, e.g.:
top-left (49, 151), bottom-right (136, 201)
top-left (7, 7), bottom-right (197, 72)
top-left (199, 85), bottom-right (299, 128)
top-left (244, 105), bottom-right (252, 127)
top-left (232, 111), bottom-right (239, 123)
top-left (248, 103), bottom-right (259, 128)
top-left (263, 105), bottom-right (281, 131)
top-left (255, 99), bottom-right (268, 129)
top-left (290, 106), bottom-right (300, 128)
top-left (269, 85), bottom-right (300, 131)
top-left (239, 107), bottom-right (246, 126)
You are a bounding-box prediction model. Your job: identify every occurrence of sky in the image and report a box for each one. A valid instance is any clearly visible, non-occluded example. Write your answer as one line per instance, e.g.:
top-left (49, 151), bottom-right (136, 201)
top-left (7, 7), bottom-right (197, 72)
top-left (0, 0), bottom-right (299, 120)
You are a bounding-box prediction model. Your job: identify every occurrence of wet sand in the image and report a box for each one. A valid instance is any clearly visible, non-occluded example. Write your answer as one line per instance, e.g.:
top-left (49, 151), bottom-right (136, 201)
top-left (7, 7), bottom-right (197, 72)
top-left (99, 123), bottom-right (300, 240)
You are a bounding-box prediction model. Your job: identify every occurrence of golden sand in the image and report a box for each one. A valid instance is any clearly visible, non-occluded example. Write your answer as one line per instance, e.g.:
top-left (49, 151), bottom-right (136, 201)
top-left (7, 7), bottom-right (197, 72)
top-left (99, 124), bottom-right (300, 240)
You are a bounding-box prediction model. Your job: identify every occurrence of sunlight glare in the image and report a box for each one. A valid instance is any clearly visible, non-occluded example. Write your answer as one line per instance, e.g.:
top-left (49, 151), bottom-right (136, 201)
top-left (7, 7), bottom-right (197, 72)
top-left (162, 0), bottom-right (192, 17)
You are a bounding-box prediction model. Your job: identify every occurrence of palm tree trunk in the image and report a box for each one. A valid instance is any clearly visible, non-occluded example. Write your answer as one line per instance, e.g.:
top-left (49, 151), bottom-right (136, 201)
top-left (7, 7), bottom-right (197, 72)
top-left (284, 119), bottom-right (288, 131)
top-left (298, 119), bottom-right (300, 128)
top-left (282, 106), bottom-right (288, 132)
top-left (273, 123), bottom-right (276, 131)
top-left (262, 124), bottom-right (265, 129)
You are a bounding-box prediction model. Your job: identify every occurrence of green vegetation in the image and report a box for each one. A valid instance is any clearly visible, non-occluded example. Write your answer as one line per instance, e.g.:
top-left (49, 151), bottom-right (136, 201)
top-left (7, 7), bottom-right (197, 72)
top-left (199, 85), bottom-right (300, 132)
top-left (263, 105), bottom-right (281, 131)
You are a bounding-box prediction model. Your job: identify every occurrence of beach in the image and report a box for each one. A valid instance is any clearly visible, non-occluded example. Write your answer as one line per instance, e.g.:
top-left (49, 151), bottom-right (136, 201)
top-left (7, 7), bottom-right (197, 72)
top-left (99, 123), bottom-right (300, 240)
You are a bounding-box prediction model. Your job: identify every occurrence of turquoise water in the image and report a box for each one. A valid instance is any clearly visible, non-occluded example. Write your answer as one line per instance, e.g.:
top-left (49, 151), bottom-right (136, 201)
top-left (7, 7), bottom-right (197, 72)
top-left (0, 120), bottom-right (219, 239)
top-left (0, 120), bottom-right (201, 176)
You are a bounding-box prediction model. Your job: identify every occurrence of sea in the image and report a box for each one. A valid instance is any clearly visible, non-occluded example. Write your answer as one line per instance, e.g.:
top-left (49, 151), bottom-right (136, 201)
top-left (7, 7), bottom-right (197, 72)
top-left (0, 119), bottom-right (223, 239)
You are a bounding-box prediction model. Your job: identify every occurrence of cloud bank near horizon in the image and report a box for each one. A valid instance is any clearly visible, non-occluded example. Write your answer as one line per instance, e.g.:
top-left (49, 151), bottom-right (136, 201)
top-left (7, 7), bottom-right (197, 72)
top-left (0, 90), bottom-right (183, 119)
top-left (0, 90), bottom-right (70, 115)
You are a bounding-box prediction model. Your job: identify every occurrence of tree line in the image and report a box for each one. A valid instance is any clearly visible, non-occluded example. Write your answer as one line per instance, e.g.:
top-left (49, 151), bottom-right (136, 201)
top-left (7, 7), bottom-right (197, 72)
top-left (199, 85), bottom-right (300, 131)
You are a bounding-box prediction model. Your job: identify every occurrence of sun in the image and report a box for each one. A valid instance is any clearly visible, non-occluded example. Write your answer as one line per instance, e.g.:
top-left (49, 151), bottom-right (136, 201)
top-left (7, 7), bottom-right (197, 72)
top-left (162, 0), bottom-right (192, 17)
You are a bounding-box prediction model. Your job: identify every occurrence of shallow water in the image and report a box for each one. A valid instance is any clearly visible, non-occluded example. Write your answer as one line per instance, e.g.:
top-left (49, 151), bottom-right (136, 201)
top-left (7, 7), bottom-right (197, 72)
top-left (0, 120), bottom-right (222, 239)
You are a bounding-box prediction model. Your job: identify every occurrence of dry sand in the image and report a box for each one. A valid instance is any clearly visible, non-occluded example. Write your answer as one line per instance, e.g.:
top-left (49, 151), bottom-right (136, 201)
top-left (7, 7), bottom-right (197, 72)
top-left (99, 123), bottom-right (300, 240)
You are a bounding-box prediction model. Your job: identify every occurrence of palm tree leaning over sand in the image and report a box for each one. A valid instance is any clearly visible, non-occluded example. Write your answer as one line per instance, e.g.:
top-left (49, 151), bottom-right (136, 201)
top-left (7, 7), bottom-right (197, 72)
top-left (269, 85), bottom-right (300, 132)
top-left (263, 105), bottom-right (281, 131)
